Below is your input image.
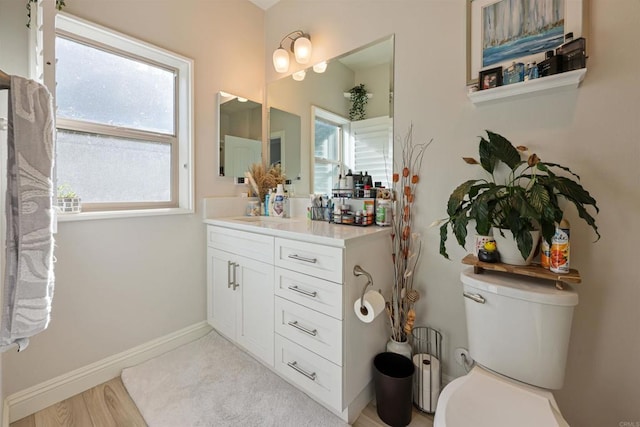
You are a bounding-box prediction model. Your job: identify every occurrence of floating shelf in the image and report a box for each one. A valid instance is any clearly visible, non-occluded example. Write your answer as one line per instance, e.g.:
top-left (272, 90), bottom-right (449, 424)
top-left (461, 254), bottom-right (581, 290)
top-left (468, 68), bottom-right (587, 105)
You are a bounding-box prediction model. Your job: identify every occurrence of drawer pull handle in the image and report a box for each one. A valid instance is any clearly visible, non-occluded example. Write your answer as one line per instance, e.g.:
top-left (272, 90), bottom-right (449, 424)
top-left (227, 261), bottom-right (235, 288)
top-left (287, 361), bottom-right (317, 381)
top-left (288, 285), bottom-right (318, 298)
top-left (463, 291), bottom-right (485, 304)
top-left (288, 320), bottom-right (318, 336)
top-left (288, 254), bottom-right (318, 264)
top-left (232, 263), bottom-right (239, 290)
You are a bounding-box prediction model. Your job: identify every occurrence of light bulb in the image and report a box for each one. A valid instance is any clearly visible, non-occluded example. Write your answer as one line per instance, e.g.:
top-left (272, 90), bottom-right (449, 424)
top-left (313, 61), bottom-right (327, 73)
top-left (293, 36), bottom-right (312, 64)
top-left (273, 47), bottom-right (289, 73)
top-left (292, 70), bottom-right (306, 81)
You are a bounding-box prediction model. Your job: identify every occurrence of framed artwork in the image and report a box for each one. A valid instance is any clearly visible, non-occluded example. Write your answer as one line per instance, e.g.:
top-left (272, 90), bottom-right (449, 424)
top-left (466, 0), bottom-right (585, 85)
top-left (478, 66), bottom-right (503, 90)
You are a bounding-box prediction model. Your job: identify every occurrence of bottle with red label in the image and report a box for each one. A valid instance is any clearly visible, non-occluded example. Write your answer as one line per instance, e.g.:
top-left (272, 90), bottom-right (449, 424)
top-left (550, 219), bottom-right (570, 273)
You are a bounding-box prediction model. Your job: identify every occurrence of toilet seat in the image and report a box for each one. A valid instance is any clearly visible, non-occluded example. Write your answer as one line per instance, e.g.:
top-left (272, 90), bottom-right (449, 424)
top-left (434, 366), bottom-right (569, 427)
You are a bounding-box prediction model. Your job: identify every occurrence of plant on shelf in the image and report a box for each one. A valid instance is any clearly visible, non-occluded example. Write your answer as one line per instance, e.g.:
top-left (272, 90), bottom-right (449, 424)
top-left (386, 125), bottom-right (433, 347)
top-left (27, 0), bottom-right (66, 28)
top-left (348, 83), bottom-right (368, 121)
top-left (438, 130), bottom-right (600, 262)
top-left (56, 183), bottom-right (81, 213)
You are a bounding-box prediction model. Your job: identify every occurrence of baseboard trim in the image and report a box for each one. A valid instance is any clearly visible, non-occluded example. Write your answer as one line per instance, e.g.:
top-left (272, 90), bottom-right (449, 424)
top-left (6, 321), bottom-right (212, 423)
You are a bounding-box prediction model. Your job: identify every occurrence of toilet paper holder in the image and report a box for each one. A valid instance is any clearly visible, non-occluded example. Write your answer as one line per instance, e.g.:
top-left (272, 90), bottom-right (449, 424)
top-left (353, 265), bottom-right (375, 310)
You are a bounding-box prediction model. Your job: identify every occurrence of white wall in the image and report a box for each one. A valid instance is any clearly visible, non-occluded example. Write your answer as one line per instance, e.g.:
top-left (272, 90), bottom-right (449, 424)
top-left (266, 1), bottom-right (640, 425)
top-left (1, 0), bottom-right (265, 396)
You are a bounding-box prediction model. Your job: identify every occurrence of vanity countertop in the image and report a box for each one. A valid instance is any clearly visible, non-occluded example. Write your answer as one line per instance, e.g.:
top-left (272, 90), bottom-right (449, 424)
top-left (204, 216), bottom-right (391, 247)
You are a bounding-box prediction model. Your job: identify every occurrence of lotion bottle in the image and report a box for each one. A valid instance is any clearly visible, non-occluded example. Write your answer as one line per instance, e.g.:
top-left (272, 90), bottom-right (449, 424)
top-left (272, 184), bottom-right (285, 217)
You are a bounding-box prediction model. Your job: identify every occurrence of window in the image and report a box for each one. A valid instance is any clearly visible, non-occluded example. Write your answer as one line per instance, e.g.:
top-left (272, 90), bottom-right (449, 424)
top-left (54, 14), bottom-right (193, 213)
top-left (312, 107), bottom-right (351, 194)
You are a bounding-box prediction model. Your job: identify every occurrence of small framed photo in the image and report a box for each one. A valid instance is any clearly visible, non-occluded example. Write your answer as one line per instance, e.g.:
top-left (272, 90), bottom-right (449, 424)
top-left (478, 66), bottom-right (503, 90)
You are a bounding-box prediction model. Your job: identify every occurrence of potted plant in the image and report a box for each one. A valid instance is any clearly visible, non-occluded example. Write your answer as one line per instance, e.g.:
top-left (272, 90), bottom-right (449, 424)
top-left (347, 83), bottom-right (368, 121)
top-left (438, 130), bottom-right (599, 264)
top-left (56, 184), bottom-right (81, 213)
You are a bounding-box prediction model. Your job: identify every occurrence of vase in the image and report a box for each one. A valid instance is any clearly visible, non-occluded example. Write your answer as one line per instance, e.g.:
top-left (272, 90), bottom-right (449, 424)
top-left (386, 337), bottom-right (412, 360)
top-left (492, 227), bottom-right (540, 266)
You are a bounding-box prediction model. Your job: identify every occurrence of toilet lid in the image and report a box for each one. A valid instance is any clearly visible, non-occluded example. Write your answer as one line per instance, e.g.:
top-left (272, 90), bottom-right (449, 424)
top-left (436, 367), bottom-right (569, 427)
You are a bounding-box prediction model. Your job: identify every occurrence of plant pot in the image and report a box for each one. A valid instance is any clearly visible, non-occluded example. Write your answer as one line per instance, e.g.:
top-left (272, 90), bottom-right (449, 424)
top-left (386, 337), bottom-right (412, 360)
top-left (56, 197), bottom-right (81, 213)
top-left (492, 227), bottom-right (540, 266)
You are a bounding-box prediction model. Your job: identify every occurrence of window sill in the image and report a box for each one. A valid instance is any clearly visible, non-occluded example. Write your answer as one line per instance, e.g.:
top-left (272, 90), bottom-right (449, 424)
top-left (55, 207), bottom-right (194, 222)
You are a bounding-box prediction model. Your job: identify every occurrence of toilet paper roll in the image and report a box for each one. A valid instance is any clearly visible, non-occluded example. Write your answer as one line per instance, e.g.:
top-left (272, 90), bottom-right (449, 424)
top-left (413, 353), bottom-right (441, 412)
top-left (353, 290), bottom-right (385, 323)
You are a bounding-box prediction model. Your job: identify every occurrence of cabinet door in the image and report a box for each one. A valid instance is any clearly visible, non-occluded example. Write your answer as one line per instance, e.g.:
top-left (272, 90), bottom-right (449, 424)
top-left (236, 256), bottom-right (275, 367)
top-left (208, 247), bottom-right (238, 340)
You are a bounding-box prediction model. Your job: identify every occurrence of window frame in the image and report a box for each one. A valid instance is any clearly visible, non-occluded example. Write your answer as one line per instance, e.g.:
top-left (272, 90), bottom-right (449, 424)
top-left (311, 106), bottom-right (351, 194)
top-left (53, 13), bottom-right (194, 216)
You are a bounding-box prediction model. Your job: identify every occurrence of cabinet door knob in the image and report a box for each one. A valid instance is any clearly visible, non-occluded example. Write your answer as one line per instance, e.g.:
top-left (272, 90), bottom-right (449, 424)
top-left (287, 320), bottom-right (318, 336)
top-left (287, 361), bottom-right (317, 381)
top-left (287, 285), bottom-right (317, 298)
top-left (287, 254), bottom-right (317, 264)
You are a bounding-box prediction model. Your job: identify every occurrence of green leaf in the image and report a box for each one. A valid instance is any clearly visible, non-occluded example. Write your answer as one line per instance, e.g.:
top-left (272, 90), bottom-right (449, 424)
top-left (559, 177), bottom-right (598, 209)
top-left (447, 180), bottom-right (478, 216)
top-left (479, 137), bottom-right (495, 174)
top-left (543, 162), bottom-right (581, 180)
top-left (452, 212), bottom-right (470, 247)
top-left (514, 227), bottom-right (534, 260)
top-left (486, 131), bottom-right (521, 170)
top-left (527, 183), bottom-right (550, 213)
top-left (439, 223), bottom-right (450, 259)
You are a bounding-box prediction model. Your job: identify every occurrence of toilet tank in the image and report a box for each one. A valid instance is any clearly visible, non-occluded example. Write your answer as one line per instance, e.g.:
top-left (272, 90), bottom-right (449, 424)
top-left (461, 268), bottom-right (578, 390)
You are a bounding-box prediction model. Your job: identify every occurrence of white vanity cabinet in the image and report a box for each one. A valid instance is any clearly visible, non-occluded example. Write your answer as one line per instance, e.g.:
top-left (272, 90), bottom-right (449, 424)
top-left (206, 226), bottom-right (274, 366)
top-left (205, 219), bottom-right (393, 423)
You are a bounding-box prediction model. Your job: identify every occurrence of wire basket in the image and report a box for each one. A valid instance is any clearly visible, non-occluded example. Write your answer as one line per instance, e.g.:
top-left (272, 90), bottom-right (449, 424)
top-left (410, 326), bottom-right (443, 413)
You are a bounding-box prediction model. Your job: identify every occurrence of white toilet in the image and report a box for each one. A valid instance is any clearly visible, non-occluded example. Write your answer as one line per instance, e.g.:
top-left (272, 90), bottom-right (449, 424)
top-left (434, 268), bottom-right (578, 427)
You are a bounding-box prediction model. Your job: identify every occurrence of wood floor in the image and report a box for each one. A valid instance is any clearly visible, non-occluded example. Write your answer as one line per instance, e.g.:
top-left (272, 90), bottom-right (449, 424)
top-left (11, 376), bottom-right (434, 427)
top-left (10, 377), bottom-right (146, 427)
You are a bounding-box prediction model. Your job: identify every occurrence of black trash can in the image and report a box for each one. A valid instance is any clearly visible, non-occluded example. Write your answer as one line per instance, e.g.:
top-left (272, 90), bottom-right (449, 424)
top-left (373, 352), bottom-right (415, 427)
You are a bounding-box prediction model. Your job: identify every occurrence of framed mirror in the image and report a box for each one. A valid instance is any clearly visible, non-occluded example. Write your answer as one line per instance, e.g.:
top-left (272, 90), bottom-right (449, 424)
top-left (267, 35), bottom-right (394, 196)
top-left (217, 92), bottom-right (262, 178)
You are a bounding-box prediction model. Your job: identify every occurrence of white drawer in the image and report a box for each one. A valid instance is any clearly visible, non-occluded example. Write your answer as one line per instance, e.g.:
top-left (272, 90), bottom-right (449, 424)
top-left (274, 238), bottom-right (343, 283)
top-left (207, 225), bottom-right (273, 264)
top-left (274, 267), bottom-right (343, 320)
top-left (275, 297), bottom-right (342, 366)
top-left (274, 334), bottom-right (342, 412)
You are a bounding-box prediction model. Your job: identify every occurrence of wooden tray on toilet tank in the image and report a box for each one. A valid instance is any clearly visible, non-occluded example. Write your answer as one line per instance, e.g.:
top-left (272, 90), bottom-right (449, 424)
top-left (461, 254), bottom-right (581, 290)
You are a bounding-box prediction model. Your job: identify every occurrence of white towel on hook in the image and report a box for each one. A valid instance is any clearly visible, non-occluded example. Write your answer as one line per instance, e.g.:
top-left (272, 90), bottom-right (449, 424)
top-left (1, 75), bottom-right (55, 352)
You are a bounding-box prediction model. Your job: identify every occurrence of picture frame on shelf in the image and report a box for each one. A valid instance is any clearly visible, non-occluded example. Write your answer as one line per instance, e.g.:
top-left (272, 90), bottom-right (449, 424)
top-left (466, 0), bottom-right (586, 85)
top-left (478, 66), bottom-right (502, 90)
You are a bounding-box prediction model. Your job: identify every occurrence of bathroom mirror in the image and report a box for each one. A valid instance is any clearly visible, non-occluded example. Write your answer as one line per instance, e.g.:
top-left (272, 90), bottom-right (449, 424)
top-left (269, 107), bottom-right (301, 179)
top-left (267, 35), bottom-right (394, 195)
top-left (217, 92), bottom-right (262, 177)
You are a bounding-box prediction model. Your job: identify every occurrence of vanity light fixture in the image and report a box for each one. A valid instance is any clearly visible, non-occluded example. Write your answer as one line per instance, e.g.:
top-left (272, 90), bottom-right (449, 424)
top-left (292, 70), bottom-right (306, 81)
top-left (312, 61), bottom-right (327, 73)
top-left (272, 30), bottom-right (312, 73)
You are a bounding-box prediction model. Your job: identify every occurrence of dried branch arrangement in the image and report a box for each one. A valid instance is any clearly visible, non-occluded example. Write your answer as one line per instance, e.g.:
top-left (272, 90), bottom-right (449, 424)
top-left (387, 125), bottom-right (433, 342)
top-left (246, 163), bottom-right (286, 203)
